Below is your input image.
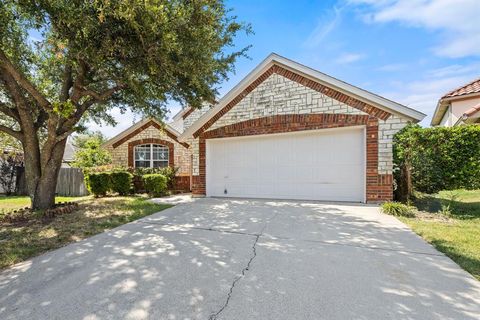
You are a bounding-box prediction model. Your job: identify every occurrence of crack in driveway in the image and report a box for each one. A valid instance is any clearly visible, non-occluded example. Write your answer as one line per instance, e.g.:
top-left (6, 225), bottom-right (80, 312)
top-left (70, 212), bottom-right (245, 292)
top-left (208, 233), bottom-right (261, 320)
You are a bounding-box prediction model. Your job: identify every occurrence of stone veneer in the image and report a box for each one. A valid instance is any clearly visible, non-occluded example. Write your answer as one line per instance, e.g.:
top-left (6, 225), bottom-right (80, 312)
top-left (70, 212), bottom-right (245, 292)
top-left (105, 125), bottom-right (191, 176)
top-left (187, 73), bottom-right (410, 176)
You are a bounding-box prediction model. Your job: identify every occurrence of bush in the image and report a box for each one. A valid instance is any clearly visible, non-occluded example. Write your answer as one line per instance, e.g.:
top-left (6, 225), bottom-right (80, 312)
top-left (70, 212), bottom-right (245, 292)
top-left (133, 166), bottom-right (179, 189)
top-left (86, 172), bottom-right (111, 197)
top-left (381, 201), bottom-right (416, 217)
top-left (110, 171), bottom-right (133, 195)
top-left (394, 124), bottom-right (480, 198)
top-left (143, 174), bottom-right (168, 196)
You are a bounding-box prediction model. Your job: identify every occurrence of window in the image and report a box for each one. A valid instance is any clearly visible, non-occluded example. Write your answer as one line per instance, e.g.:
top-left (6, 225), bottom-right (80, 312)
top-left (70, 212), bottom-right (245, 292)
top-left (134, 144), bottom-right (169, 168)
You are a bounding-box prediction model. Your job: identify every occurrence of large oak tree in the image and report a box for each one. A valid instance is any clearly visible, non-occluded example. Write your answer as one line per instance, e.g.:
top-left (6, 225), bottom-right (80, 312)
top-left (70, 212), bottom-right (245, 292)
top-left (0, 0), bottom-right (249, 209)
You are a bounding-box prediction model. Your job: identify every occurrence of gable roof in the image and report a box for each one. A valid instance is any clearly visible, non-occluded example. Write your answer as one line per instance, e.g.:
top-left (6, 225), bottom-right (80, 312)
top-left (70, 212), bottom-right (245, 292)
top-left (179, 53), bottom-right (425, 141)
top-left (103, 118), bottom-right (188, 148)
top-left (431, 77), bottom-right (480, 126)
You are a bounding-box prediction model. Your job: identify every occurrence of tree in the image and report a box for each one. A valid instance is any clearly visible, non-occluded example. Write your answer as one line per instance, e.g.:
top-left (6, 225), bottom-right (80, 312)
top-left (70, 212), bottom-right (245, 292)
top-left (0, 0), bottom-right (249, 209)
top-left (71, 131), bottom-right (111, 168)
top-left (0, 150), bottom-right (23, 196)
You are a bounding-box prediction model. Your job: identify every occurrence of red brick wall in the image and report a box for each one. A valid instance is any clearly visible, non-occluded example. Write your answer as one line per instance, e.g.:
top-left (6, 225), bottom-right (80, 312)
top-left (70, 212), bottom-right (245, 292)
top-left (174, 176), bottom-right (191, 191)
top-left (191, 114), bottom-right (393, 202)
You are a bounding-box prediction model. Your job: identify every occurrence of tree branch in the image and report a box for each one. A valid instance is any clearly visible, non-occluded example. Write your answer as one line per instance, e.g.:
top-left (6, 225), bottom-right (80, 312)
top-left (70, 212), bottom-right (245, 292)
top-left (0, 101), bottom-right (20, 122)
top-left (0, 48), bottom-right (51, 111)
top-left (0, 124), bottom-right (23, 141)
top-left (60, 63), bottom-right (73, 102)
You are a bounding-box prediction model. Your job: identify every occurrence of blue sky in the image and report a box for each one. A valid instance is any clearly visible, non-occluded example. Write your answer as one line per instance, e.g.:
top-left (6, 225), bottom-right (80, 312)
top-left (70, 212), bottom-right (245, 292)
top-left (90, 0), bottom-right (480, 137)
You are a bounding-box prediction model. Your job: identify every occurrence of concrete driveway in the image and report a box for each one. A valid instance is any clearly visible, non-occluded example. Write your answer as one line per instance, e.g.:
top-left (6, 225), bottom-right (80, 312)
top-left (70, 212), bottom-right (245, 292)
top-left (1, 198), bottom-right (479, 320)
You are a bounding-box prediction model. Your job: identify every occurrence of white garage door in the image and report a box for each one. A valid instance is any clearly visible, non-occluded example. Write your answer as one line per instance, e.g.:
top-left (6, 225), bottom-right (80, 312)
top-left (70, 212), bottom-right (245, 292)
top-left (206, 127), bottom-right (365, 202)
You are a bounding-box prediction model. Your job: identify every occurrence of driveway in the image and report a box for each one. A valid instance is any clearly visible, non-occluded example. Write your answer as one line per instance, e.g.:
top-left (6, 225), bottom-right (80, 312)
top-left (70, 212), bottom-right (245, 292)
top-left (1, 198), bottom-right (479, 319)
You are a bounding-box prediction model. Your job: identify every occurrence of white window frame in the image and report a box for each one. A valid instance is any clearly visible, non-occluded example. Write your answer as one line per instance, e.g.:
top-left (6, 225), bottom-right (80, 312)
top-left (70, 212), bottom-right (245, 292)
top-left (134, 144), bottom-right (169, 168)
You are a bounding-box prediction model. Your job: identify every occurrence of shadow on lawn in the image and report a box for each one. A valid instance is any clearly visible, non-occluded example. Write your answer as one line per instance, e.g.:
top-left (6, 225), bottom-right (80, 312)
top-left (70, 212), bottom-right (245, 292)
top-left (430, 238), bottom-right (480, 280)
top-left (413, 194), bottom-right (480, 220)
top-left (0, 197), bottom-right (171, 269)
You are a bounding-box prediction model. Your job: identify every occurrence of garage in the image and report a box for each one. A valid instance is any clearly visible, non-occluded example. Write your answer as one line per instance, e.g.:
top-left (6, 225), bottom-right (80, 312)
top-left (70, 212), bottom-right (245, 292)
top-left (206, 126), bottom-right (365, 202)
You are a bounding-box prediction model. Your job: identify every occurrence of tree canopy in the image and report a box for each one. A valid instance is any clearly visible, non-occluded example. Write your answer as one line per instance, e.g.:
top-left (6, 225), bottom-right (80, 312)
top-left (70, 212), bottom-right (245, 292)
top-left (71, 131), bottom-right (112, 168)
top-left (0, 0), bottom-right (250, 208)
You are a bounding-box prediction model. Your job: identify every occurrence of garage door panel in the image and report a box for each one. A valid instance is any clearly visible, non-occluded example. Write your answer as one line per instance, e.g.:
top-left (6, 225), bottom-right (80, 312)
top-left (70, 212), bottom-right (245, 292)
top-left (206, 128), bottom-right (365, 202)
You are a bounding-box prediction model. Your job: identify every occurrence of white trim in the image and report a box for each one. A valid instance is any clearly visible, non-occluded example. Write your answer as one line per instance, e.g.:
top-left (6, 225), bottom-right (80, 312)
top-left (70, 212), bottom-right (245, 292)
top-left (179, 53), bottom-right (426, 141)
top-left (133, 143), bottom-right (169, 168)
top-left (103, 117), bottom-right (181, 148)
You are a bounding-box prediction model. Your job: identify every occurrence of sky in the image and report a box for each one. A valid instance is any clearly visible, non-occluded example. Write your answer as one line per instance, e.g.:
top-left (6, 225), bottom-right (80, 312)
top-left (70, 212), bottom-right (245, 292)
top-left (85, 0), bottom-right (480, 138)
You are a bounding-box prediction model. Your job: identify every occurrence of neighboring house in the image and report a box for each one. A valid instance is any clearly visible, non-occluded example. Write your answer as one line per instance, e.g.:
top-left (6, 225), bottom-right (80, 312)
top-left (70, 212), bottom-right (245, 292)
top-left (431, 78), bottom-right (480, 126)
top-left (105, 53), bottom-right (426, 202)
top-left (61, 139), bottom-right (76, 167)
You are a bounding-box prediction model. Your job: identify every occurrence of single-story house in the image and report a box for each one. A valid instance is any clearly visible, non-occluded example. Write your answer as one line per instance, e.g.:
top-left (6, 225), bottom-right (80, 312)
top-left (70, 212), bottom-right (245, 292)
top-left (104, 53), bottom-right (426, 202)
top-left (431, 78), bottom-right (480, 126)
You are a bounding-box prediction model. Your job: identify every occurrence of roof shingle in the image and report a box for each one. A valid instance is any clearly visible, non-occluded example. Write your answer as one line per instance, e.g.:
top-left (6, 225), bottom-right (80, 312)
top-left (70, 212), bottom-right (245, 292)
top-left (442, 78), bottom-right (480, 99)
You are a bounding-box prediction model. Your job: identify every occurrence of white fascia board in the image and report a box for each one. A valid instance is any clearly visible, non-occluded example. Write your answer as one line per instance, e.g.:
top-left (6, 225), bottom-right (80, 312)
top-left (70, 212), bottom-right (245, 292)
top-left (103, 117), bottom-right (180, 148)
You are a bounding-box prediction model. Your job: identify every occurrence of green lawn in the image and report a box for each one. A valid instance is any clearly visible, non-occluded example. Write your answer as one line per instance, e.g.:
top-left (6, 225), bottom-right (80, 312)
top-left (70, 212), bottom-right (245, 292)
top-left (0, 195), bottom-right (89, 213)
top-left (0, 196), bottom-right (172, 269)
top-left (400, 189), bottom-right (480, 280)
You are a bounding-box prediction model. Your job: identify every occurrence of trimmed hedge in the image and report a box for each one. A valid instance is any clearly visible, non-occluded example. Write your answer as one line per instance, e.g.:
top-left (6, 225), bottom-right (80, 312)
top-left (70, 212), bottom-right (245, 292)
top-left (86, 172), bottom-right (111, 197)
top-left (110, 171), bottom-right (133, 195)
top-left (143, 174), bottom-right (168, 196)
top-left (394, 124), bottom-right (480, 196)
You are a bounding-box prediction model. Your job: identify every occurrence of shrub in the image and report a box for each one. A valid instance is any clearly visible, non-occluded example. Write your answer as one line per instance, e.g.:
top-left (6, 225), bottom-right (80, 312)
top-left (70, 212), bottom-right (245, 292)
top-left (110, 171), bottom-right (133, 195)
top-left (143, 174), bottom-right (168, 196)
top-left (394, 124), bottom-right (480, 199)
top-left (381, 201), bottom-right (416, 217)
top-left (86, 172), bottom-right (111, 197)
top-left (132, 166), bottom-right (179, 190)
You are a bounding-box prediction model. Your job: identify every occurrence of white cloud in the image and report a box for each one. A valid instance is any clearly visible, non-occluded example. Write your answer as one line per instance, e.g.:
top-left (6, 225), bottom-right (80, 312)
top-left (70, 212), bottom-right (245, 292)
top-left (352, 0), bottom-right (480, 58)
top-left (305, 5), bottom-right (346, 47)
top-left (335, 52), bottom-right (365, 64)
top-left (381, 70), bottom-right (478, 125)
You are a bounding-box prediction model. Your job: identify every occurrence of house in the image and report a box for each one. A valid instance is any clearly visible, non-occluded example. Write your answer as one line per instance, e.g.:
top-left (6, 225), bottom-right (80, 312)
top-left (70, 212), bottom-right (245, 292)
top-left (431, 78), bottom-right (480, 126)
top-left (105, 53), bottom-right (426, 202)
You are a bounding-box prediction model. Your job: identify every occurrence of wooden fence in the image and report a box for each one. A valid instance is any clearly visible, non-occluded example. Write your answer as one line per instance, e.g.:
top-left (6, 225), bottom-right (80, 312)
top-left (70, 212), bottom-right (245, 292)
top-left (16, 167), bottom-right (88, 197)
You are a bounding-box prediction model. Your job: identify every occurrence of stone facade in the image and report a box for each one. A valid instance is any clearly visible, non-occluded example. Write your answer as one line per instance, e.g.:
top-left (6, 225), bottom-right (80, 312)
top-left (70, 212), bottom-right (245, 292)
top-left (188, 73), bottom-right (410, 176)
top-left (105, 125), bottom-right (191, 176)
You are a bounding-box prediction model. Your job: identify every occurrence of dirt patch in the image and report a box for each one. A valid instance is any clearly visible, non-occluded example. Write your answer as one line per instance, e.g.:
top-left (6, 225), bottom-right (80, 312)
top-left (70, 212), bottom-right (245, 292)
top-left (415, 211), bottom-right (455, 223)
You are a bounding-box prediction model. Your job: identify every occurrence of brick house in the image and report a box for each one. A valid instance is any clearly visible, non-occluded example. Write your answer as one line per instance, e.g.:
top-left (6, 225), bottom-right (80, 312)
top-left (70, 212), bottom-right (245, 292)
top-left (104, 53), bottom-right (425, 202)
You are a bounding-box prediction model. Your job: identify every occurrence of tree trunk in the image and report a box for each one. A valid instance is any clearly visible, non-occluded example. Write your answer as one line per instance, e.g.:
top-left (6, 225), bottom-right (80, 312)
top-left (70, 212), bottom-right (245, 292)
top-left (24, 139), bottom-right (67, 210)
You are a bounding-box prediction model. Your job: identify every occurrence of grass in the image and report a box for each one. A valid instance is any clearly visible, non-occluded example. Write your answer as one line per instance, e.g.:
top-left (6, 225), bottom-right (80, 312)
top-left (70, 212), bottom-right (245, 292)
top-left (0, 195), bottom-right (89, 213)
top-left (0, 196), bottom-right (172, 269)
top-left (399, 189), bottom-right (480, 280)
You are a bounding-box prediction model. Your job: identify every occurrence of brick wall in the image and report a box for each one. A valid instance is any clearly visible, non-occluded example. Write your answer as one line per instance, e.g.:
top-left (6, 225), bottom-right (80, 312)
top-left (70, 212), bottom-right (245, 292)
top-left (105, 124), bottom-right (191, 176)
top-left (191, 114), bottom-right (393, 202)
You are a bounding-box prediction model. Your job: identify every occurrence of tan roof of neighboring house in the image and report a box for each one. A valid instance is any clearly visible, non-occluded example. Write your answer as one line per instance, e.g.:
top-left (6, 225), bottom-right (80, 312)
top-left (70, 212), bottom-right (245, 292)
top-left (431, 78), bottom-right (480, 126)
top-left (442, 78), bottom-right (480, 99)
top-left (464, 102), bottom-right (480, 117)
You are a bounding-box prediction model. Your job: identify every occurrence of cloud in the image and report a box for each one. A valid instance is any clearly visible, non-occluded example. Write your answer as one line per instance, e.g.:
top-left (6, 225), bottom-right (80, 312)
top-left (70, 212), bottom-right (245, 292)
top-left (335, 52), bottom-right (365, 64)
top-left (380, 69), bottom-right (478, 125)
top-left (305, 4), bottom-right (346, 47)
top-left (351, 0), bottom-right (480, 58)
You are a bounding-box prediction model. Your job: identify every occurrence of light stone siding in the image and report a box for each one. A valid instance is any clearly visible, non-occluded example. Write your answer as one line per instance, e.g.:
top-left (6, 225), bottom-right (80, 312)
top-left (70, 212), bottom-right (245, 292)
top-left (183, 104), bottom-right (212, 129)
top-left (189, 73), bottom-right (411, 176)
top-left (106, 126), bottom-right (191, 176)
top-left (378, 115), bottom-right (410, 174)
top-left (210, 73), bottom-right (367, 131)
